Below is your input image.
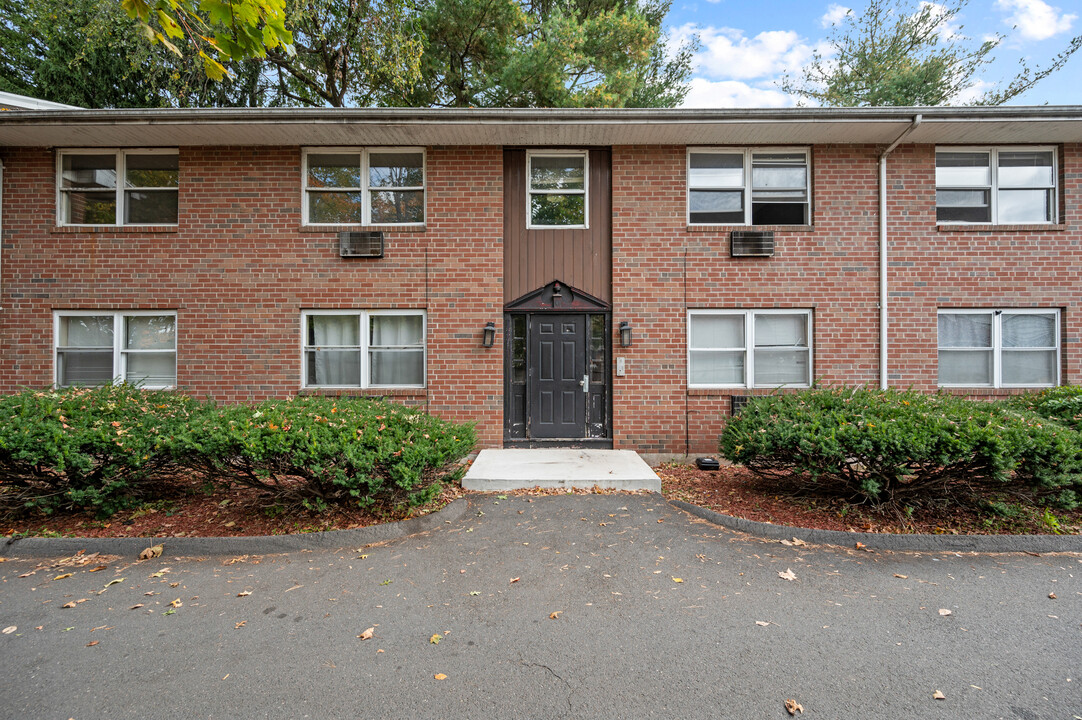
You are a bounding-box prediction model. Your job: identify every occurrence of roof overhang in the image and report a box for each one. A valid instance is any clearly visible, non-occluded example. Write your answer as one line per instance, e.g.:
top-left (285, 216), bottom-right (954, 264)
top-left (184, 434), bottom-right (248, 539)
top-left (1, 106), bottom-right (1081, 148)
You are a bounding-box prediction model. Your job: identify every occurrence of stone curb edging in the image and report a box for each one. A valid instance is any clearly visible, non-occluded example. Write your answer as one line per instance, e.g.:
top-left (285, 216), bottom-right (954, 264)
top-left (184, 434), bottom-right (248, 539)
top-left (670, 499), bottom-right (1082, 553)
top-left (0, 498), bottom-right (473, 559)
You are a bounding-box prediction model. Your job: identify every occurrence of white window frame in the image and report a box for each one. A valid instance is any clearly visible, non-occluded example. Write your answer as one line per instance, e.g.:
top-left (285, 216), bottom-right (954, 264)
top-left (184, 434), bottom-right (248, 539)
top-left (53, 310), bottom-right (178, 389)
top-left (526, 150), bottom-right (589, 230)
top-left (301, 309), bottom-right (426, 389)
top-left (686, 147), bottom-right (811, 226)
top-left (56, 149), bottom-right (179, 227)
top-left (687, 309), bottom-right (813, 389)
top-left (935, 146), bottom-right (1058, 225)
top-left (301, 147), bottom-right (426, 227)
top-left (937, 308), bottom-right (1060, 388)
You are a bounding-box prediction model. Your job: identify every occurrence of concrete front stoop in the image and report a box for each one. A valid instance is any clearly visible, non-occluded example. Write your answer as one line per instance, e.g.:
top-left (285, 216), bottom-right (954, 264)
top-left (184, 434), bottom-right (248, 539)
top-left (462, 449), bottom-right (661, 492)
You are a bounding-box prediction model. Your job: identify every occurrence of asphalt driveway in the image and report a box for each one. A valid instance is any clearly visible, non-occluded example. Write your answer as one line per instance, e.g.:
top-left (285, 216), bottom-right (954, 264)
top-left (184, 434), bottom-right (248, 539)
top-left (0, 493), bottom-right (1079, 719)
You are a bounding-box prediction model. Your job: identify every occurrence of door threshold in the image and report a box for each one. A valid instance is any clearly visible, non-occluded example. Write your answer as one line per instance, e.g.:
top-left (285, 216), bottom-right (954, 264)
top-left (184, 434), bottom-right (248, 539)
top-left (503, 439), bottom-right (614, 449)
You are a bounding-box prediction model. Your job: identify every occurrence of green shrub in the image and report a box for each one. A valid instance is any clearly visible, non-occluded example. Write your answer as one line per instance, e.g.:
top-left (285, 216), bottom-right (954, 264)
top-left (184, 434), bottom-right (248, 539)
top-left (171, 396), bottom-right (475, 510)
top-left (0, 385), bottom-right (202, 516)
top-left (719, 387), bottom-right (1081, 509)
top-left (1006, 386), bottom-right (1082, 431)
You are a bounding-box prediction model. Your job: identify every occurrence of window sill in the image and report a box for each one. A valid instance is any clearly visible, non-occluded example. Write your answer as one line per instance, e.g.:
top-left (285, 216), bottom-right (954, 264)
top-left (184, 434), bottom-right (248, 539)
top-left (52, 225), bottom-right (178, 234)
top-left (298, 225), bottom-right (426, 234)
top-left (687, 224), bottom-right (814, 233)
top-left (937, 223), bottom-right (1067, 233)
top-left (687, 387), bottom-right (809, 396)
top-left (300, 387), bottom-right (428, 398)
top-left (938, 386), bottom-right (1054, 395)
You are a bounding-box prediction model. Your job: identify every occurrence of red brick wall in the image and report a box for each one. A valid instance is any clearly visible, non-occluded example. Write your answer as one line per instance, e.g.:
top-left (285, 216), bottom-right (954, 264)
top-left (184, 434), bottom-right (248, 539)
top-left (0, 145), bottom-right (505, 446)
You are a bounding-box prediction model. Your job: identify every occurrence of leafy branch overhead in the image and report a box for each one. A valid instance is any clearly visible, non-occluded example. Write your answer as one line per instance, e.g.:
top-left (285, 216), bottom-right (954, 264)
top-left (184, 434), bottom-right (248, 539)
top-left (120, 0), bottom-right (293, 80)
top-left (779, 0), bottom-right (1082, 106)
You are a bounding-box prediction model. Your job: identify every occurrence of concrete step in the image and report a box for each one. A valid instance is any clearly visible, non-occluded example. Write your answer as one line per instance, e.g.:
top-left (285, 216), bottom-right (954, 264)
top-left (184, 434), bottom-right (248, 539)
top-left (462, 449), bottom-right (661, 492)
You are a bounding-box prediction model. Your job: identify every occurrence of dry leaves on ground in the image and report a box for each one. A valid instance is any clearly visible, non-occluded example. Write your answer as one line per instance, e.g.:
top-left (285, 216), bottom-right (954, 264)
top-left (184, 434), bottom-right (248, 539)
top-left (778, 569), bottom-right (798, 582)
top-left (785, 698), bottom-right (804, 714)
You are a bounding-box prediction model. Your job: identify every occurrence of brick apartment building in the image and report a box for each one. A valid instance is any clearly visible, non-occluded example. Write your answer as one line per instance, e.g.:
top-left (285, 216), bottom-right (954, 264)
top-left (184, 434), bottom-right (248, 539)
top-left (0, 106), bottom-right (1079, 453)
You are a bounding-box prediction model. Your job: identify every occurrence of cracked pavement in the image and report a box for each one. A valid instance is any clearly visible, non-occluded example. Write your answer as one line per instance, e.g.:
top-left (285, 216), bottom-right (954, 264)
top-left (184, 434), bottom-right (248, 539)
top-left (0, 493), bottom-right (1079, 719)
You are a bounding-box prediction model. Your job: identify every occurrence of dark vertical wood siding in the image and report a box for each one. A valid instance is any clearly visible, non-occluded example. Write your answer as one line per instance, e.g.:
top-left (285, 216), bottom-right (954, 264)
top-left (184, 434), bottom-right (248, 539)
top-left (503, 148), bottom-right (612, 304)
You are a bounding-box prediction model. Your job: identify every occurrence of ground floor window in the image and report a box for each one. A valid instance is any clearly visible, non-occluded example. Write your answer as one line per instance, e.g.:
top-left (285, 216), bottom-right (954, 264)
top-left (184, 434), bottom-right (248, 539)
top-left (688, 309), bottom-right (812, 388)
top-left (54, 311), bottom-right (177, 388)
top-left (303, 310), bottom-right (425, 388)
top-left (938, 309), bottom-right (1059, 387)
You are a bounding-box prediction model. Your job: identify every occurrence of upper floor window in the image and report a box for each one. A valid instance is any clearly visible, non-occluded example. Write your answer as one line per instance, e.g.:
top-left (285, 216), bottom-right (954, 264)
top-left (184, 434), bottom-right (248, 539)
top-left (688, 309), bottom-right (812, 388)
top-left (687, 148), bottom-right (810, 226)
top-left (58, 150), bottom-right (178, 226)
top-left (935, 147), bottom-right (1056, 224)
top-left (302, 310), bottom-right (425, 388)
top-left (938, 309), bottom-right (1059, 387)
top-left (302, 148), bottom-right (425, 226)
top-left (527, 151), bottom-right (588, 228)
top-left (54, 311), bottom-right (177, 389)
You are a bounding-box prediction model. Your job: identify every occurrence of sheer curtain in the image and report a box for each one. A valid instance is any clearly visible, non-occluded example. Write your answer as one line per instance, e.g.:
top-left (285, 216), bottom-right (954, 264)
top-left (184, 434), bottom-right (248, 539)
top-left (309, 315), bottom-right (360, 386)
top-left (370, 315), bottom-right (423, 386)
top-left (938, 313), bottom-right (993, 385)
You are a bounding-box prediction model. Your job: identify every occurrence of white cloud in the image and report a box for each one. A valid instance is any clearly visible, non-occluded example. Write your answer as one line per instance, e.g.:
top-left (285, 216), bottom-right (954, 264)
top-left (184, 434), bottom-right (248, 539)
top-left (679, 78), bottom-right (797, 108)
top-left (676, 24), bottom-right (816, 81)
top-left (995, 0), bottom-right (1076, 40)
top-left (820, 4), bottom-right (850, 28)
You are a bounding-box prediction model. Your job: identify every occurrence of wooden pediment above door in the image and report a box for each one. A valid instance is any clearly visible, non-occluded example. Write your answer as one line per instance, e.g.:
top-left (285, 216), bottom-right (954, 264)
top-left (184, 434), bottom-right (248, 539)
top-left (504, 280), bottom-right (610, 312)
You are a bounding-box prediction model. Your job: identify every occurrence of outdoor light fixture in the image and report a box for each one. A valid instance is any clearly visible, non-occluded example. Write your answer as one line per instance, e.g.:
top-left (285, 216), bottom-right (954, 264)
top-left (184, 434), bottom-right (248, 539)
top-left (619, 321), bottom-right (632, 347)
top-left (482, 322), bottom-right (496, 348)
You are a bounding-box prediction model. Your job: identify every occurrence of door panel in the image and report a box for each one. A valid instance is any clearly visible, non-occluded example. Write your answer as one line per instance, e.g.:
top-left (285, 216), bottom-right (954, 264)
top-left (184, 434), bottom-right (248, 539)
top-left (529, 314), bottom-right (586, 439)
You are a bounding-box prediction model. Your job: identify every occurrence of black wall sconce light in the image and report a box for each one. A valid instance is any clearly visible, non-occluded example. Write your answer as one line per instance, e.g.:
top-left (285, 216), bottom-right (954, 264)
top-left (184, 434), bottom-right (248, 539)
top-left (482, 322), bottom-right (497, 348)
top-left (619, 321), bottom-right (632, 347)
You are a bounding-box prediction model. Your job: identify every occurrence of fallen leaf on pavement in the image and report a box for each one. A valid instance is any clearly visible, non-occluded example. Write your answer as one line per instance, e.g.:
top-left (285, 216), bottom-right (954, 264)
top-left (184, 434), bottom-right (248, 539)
top-left (86, 641), bottom-right (99, 647)
top-left (933, 690), bottom-right (946, 700)
top-left (2, 626), bottom-right (16, 634)
top-left (785, 698), bottom-right (804, 715)
top-left (18, 571), bottom-right (35, 578)
top-left (144, 591), bottom-right (158, 596)
top-left (434, 674), bottom-right (447, 680)
top-left (429, 634), bottom-right (441, 645)
top-left (672, 577), bottom-right (684, 583)
top-left (1049, 592), bottom-right (1056, 599)
top-left (169, 599), bottom-right (182, 608)
top-left (235, 621), bottom-right (247, 629)
top-left (62, 602), bottom-right (77, 609)
top-left (358, 627), bottom-right (374, 640)
top-left (938, 609), bottom-right (952, 616)
top-left (778, 569), bottom-right (798, 582)
top-left (894, 574), bottom-right (908, 579)
top-left (129, 604), bottom-right (144, 610)
top-left (237, 591), bottom-right (252, 597)
top-left (550, 611), bottom-right (562, 620)
top-left (469, 591), bottom-right (480, 596)
top-left (755, 621), bottom-right (769, 627)
top-left (510, 577), bottom-right (520, 584)
top-left (89, 565), bottom-right (107, 573)
top-left (100, 578), bottom-right (124, 593)
top-left (139, 545), bottom-right (163, 561)
top-left (855, 542), bottom-right (873, 552)
top-left (53, 573), bottom-right (73, 581)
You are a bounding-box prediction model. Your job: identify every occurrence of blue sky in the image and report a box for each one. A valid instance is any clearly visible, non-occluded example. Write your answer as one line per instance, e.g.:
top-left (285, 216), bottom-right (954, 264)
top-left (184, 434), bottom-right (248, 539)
top-left (666, 0), bottom-right (1082, 107)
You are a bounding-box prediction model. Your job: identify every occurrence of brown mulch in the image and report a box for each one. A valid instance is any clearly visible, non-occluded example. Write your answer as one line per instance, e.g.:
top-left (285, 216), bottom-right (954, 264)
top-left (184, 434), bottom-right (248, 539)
top-left (3, 464), bottom-right (1079, 540)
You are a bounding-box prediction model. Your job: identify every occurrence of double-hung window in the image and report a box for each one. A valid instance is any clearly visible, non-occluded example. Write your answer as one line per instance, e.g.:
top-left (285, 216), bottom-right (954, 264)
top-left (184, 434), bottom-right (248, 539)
top-left (303, 149), bottom-right (425, 225)
top-left (54, 311), bottom-right (177, 388)
top-left (688, 310), bottom-right (812, 388)
top-left (58, 150), bottom-right (179, 226)
top-left (935, 147), bottom-right (1056, 224)
top-left (687, 148), bottom-right (810, 225)
top-left (303, 310), bottom-right (425, 388)
top-left (527, 151), bottom-right (588, 228)
top-left (938, 309), bottom-right (1059, 387)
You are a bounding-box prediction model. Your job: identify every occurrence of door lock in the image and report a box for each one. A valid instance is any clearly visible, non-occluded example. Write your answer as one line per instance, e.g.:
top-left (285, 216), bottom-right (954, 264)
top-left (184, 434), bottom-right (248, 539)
top-left (580, 374), bottom-right (589, 392)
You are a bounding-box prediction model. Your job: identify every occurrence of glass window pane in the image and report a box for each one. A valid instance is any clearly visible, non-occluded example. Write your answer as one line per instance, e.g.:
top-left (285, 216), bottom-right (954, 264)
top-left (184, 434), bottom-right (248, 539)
top-left (530, 155), bottom-right (585, 191)
top-left (998, 151), bottom-right (1053, 188)
top-left (997, 189), bottom-right (1050, 224)
top-left (306, 349), bottom-right (361, 386)
top-left (938, 349), bottom-right (993, 385)
top-left (752, 154), bottom-right (807, 190)
top-left (370, 350), bottom-right (423, 385)
top-left (1002, 350), bottom-right (1057, 386)
top-left (690, 314), bottom-right (743, 349)
top-left (690, 350), bottom-right (744, 384)
top-left (62, 154), bottom-right (117, 189)
top-left (60, 315), bottom-right (114, 347)
top-left (307, 315), bottom-right (359, 347)
top-left (689, 190), bottom-right (743, 224)
top-left (57, 350), bottom-right (114, 386)
top-left (530, 194), bottom-right (585, 226)
top-left (370, 190), bottom-right (424, 223)
top-left (752, 202), bottom-right (806, 225)
top-left (1002, 313), bottom-right (1056, 348)
top-left (689, 153), bottom-right (744, 188)
top-left (938, 313), bottom-right (992, 348)
top-left (64, 191), bottom-right (117, 224)
top-left (125, 154), bottom-right (178, 188)
top-left (755, 314), bottom-right (807, 347)
top-left (307, 154), bottom-right (361, 189)
top-left (371, 314), bottom-right (423, 347)
top-left (125, 190), bottom-right (178, 224)
top-left (753, 349), bottom-right (809, 386)
top-left (125, 352), bottom-right (176, 387)
top-left (125, 315), bottom-right (175, 350)
top-left (935, 152), bottom-right (991, 187)
top-left (308, 192), bottom-right (363, 223)
top-left (369, 152), bottom-right (423, 188)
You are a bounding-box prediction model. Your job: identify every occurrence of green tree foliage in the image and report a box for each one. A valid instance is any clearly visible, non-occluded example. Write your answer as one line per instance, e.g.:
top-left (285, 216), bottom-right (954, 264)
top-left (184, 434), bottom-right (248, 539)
top-left (391, 0), bottom-right (696, 108)
top-left (779, 0), bottom-right (1082, 106)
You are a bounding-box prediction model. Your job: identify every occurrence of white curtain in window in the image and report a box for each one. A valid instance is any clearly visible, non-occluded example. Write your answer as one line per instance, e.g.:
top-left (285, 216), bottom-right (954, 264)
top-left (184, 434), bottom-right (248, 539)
top-left (690, 315), bottom-right (743, 349)
top-left (938, 350), bottom-right (993, 385)
top-left (1002, 313), bottom-right (1055, 348)
top-left (938, 314), bottom-right (992, 347)
top-left (309, 315), bottom-right (359, 386)
top-left (370, 315), bottom-right (423, 386)
top-left (689, 351), bottom-right (744, 385)
top-left (755, 314), bottom-right (806, 347)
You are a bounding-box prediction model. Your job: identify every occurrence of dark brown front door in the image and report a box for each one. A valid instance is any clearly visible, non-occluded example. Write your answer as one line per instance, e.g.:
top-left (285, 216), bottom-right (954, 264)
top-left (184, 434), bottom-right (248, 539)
top-left (530, 314), bottom-right (587, 439)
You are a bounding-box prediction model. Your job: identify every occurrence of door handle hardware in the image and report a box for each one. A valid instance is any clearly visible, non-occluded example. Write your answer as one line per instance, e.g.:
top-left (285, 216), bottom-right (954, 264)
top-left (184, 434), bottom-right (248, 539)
top-left (580, 374), bottom-right (589, 393)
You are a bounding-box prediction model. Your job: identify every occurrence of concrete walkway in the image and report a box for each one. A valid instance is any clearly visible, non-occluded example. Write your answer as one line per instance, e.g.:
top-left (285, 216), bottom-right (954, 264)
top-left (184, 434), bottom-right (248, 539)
top-left (461, 448), bottom-right (661, 492)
